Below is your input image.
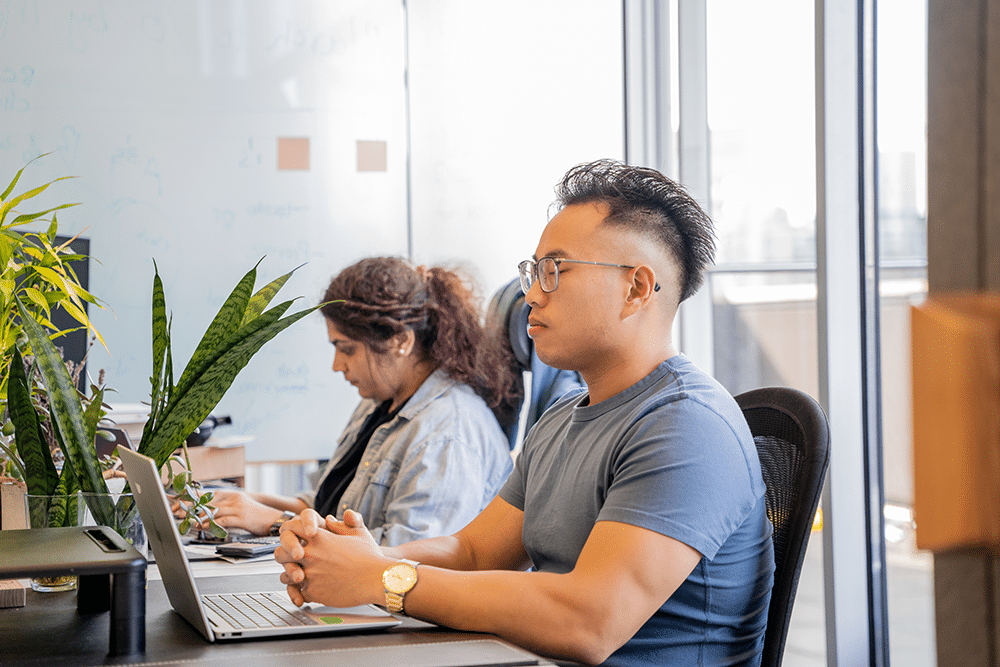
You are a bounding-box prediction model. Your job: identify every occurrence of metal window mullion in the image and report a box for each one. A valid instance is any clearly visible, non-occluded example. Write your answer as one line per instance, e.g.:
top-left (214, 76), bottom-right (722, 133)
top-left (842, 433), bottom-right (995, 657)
top-left (624, 0), bottom-right (712, 368)
top-left (860, 0), bottom-right (890, 659)
top-left (816, 0), bottom-right (889, 665)
top-left (402, 0), bottom-right (414, 261)
top-left (675, 0), bottom-right (714, 374)
top-left (624, 0), bottom-right (674, 174)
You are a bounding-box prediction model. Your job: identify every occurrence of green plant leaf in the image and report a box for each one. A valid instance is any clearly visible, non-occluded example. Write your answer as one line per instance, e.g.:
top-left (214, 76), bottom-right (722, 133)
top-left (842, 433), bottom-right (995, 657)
top-left (172, 263), bottom-right (260, 405)
top-left (207, 521), bottom-right (227, 539)
top-left (3, 199), bottom-right (78, 230)
top-left (7, 345), bottom-right (58, 496)
top-left (0, 158), bottom-right (31, 202)
top-left (0, 440), bottom-right (26, 480)
top-left (0, 153), bottom-right (55, 224)
top-left (21, 286), bottom-right (50, 318)
top-left (138, 302), bottom-right (320, 467)
top-left (143, 265), bottom-right (169, 441)
top-left (83, 385), bottom-right (105, 451)
top-left (14, 296), bottom-right (107, 498)
top-left (0, 234), bottom-right (12, 269)
top-left (1, 172), bottom-right (78, 221)
top-left (155, 297), bottom-right (292, 432)
top-left (56, 298), bottom-right (107, 349)
top-left (241, 264), bottom-right (304, 327)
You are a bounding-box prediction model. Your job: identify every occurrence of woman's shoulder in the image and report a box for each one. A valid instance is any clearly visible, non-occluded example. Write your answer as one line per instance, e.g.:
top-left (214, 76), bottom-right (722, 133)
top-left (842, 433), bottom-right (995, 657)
top-left (401, 373), bottom-right (506, 441)
top-left (405, 370), bottom-right (481, 409)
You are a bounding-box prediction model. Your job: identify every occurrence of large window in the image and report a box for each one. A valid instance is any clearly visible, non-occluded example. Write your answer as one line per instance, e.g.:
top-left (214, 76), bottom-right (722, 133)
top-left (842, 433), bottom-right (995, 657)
top-left (876, 1), bottom-right (932, 664)
top-left (703, 3), bottom-right (824, 663)
top-left (699, 0), bottom-right (931, 664)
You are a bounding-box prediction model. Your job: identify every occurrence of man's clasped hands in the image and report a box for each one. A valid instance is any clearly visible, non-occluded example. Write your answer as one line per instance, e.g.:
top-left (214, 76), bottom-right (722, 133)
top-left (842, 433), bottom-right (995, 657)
top-left (274, 509), bottom-right (391, 609)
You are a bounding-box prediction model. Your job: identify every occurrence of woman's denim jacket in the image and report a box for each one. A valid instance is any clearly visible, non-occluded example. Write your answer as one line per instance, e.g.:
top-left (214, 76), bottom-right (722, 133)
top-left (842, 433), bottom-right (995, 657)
top-left (299, 369), bottom-right (513, 546)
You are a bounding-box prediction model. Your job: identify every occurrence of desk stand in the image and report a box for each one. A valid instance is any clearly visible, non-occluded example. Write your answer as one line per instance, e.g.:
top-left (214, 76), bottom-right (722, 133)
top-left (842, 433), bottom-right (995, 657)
top-left (0, 525), bottom-right (147, 656)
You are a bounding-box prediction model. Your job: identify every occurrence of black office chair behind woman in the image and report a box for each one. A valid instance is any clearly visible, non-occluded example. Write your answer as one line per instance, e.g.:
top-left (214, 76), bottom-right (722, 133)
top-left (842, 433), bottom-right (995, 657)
top-left (486, 278), bottom-right (584, 449)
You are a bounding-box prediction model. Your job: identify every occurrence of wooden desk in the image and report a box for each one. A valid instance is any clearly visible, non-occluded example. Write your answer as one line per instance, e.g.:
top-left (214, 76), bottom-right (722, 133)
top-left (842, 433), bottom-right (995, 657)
top-left (0, 567), bottom-right (554, 667)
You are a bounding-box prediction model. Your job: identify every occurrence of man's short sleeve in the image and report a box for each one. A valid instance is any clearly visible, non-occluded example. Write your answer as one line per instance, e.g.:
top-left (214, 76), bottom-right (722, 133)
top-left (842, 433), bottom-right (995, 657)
top-left (597, 398), bottom-right (761, 560)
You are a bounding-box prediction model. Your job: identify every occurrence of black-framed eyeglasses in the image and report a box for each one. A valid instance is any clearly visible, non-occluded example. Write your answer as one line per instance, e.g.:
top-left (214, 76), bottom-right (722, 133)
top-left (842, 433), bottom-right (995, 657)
top-left (518, 257), bottom-right (660, 294)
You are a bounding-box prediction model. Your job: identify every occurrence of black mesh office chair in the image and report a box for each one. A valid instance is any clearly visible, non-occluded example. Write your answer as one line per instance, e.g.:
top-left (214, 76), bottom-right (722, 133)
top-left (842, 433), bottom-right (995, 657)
top-left (735, 387), bottom-right (830, 667)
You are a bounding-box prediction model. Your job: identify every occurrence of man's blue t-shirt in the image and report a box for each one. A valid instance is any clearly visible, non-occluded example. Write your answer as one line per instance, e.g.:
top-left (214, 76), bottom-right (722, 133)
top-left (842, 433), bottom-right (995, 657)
top-left (499, 355), bottom-right (774, 666)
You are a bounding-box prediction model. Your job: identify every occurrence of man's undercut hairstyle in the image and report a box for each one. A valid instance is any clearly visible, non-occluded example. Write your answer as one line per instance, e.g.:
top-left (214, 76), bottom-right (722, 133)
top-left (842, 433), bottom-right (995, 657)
top-left (553, 159), bottom-right (717, 302)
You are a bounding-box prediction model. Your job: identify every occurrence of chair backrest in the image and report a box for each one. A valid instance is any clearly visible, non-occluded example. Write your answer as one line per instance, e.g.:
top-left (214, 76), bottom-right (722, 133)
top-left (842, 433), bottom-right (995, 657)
top-left (486, 278), bottom-right (585, 449)
top-left (734, 386), bottom-right (830, 667)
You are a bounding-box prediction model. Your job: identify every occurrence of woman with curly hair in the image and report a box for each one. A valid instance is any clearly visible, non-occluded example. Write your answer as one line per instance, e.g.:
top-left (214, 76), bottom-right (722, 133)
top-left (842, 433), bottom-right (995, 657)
top-left (205, 257), bottom-right (522, 546)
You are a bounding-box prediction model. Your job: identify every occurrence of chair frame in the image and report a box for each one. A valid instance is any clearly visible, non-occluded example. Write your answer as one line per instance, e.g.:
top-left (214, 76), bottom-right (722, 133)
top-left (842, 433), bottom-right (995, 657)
top-left (735, 387), bottom-right (830, 667)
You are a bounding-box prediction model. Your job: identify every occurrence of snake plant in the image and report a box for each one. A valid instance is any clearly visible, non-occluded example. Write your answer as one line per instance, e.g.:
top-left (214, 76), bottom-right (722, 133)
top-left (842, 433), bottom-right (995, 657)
top-left (7, 259), bottom-right (320, 531)
top-left (8, 296), bottom-right (106, 525)
top-left (136, 260), bottom-right (321, 534)
top-left (138, 260), bottom-right (318, 469)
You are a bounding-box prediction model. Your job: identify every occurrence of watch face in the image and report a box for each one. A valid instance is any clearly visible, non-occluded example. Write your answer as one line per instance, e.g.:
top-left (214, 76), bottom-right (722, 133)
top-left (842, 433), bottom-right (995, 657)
top-left (384, 563), bottom-right (417, 594)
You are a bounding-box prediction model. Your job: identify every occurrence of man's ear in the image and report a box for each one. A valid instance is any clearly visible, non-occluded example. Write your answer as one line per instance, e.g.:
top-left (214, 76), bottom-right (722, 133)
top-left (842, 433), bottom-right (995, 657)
top-left (626, 265), bottom-right (659, 304)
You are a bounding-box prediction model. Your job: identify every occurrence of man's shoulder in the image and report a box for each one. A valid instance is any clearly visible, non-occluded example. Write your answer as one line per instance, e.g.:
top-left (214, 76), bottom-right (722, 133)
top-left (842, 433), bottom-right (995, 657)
top-left (646, 356), bottom-right (746, 425)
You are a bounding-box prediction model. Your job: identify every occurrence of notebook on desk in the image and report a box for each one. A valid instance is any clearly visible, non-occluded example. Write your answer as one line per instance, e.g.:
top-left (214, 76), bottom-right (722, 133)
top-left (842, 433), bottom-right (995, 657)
top-left (119, 447), bottom-right (401, 642)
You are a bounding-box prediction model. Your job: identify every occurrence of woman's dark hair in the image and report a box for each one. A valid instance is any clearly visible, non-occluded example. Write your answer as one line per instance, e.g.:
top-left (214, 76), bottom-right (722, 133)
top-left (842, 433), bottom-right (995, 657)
top-left (553, 159), bottom-right (717, 302)
top-left (321, 257), bottom-right (521, 431)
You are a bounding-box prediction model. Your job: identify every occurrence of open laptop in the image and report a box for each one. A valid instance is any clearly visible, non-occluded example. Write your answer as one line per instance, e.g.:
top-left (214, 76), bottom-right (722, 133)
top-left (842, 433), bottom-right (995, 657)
top-left (118, 447), bottom-right (401, 641)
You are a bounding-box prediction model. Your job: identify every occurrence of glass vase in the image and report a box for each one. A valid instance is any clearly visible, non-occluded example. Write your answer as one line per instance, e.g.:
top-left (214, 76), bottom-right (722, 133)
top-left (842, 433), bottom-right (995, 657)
top-left (77, 491), bottom-right (148, 559)
top-left (23, 493), bottom-right (79, 592)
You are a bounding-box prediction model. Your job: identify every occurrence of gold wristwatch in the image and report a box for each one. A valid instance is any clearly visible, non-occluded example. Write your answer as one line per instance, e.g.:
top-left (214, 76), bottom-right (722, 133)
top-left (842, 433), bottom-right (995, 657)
top-left (382, 559), bottom-right (419, 614)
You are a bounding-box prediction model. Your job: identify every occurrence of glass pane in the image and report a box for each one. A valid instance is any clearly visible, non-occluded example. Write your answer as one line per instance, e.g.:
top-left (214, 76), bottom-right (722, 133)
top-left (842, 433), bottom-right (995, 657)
top-left (711, 270), bottom-right (818, 397)
top-left (706, 2), bottom-right (822, 665)
top-left (710, 270), bottom-right (824, 666)
top-left (877, 0), bottom-right (933, 664)
top-left (707, 0), bottom-right (816, 266)
top-left (406, 0), bottom-right (624, 297)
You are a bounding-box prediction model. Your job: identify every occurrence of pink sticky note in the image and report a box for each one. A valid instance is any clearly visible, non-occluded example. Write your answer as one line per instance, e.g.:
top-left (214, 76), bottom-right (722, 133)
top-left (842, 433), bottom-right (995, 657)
top-left (278, 137), bottom-right (310, 170)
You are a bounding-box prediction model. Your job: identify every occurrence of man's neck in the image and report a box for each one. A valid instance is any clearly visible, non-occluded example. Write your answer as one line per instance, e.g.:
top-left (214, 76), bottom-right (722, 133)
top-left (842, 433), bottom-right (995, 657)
top-left (581, 341), bottom-right (678, 405)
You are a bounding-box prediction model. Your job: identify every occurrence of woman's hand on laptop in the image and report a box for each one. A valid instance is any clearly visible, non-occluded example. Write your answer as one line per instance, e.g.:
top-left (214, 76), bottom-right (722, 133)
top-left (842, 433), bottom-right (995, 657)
top-left (207, 490), bottom-right (286, 536)
top-left (275, 509), bottom-right (390, 609)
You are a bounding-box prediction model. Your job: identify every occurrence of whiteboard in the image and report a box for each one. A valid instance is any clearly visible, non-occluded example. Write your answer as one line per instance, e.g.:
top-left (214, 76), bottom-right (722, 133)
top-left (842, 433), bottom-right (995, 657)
top-left (1, 1), bottom-right (409, 461)
top-left (1, 0), bottom-right (624, 463)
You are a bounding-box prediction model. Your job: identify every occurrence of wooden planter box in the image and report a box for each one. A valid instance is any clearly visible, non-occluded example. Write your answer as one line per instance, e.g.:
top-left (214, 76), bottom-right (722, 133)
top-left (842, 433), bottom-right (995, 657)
top-left (911, 293), bottom-right (1000, 552)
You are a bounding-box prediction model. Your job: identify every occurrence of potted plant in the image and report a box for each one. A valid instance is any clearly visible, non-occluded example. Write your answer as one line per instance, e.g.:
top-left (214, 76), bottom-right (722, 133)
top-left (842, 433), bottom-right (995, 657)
top-left (134, 259), bottom-right (321, 536)
top-left (0, 154), bottom-right (107, 542)
top-left (9, 258), bottom-right (321, 539)
top-left (0, 153), bottom-right (105, 403)
top-left (3, 155), bottom-right (322, 544)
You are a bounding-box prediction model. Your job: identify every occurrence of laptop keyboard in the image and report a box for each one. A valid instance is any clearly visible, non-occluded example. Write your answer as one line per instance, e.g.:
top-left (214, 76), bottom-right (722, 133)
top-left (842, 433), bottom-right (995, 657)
top-left (203, 592), bottom-right (318, 629)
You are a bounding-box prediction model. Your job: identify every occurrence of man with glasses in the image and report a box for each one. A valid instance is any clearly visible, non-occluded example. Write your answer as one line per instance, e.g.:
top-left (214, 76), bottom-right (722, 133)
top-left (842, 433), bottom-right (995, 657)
top-left (276, 159), bottom-right (774, 667)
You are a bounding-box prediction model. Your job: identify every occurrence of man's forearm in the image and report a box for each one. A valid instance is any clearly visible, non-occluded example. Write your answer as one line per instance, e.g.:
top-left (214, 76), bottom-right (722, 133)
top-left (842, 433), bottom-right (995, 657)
top-left (383, 533), bottom-right (478, 571)
top-left (386, 565), bottom-right (615, 664)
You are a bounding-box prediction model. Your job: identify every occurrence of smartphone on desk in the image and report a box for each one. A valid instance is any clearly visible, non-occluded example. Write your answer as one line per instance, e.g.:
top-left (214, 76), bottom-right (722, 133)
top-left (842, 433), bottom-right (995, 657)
top-left (215, 541), bottom-right (278, 557)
